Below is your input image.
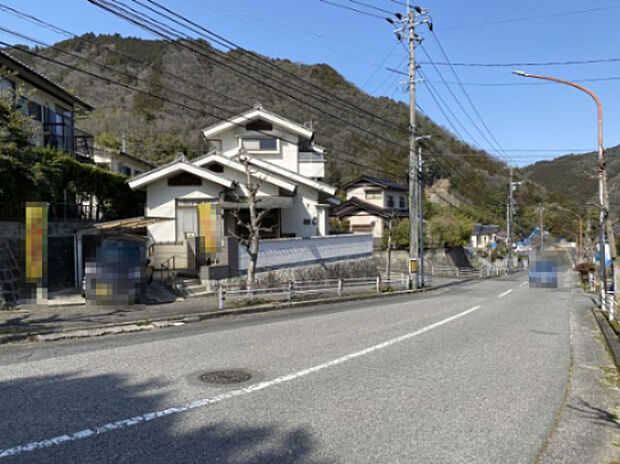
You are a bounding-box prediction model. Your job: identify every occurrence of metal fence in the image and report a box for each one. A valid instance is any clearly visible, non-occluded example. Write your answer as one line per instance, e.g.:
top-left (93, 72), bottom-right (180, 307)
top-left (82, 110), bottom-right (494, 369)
top-left (217, 274), bottom-right (417, 310)
top-left (429, 265), bottom-right (506, 279)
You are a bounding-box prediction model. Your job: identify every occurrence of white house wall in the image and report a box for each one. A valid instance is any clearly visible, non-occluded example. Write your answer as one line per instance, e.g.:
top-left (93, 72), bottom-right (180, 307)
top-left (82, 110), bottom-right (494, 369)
top-left (145, 178), bottom-right (222, 243)
top-left (347, 213), bottom-right (384, 238)
top-left (217, 128), bottom-right (300, 173)
top-left (281, 185), bottom-right (321, 238)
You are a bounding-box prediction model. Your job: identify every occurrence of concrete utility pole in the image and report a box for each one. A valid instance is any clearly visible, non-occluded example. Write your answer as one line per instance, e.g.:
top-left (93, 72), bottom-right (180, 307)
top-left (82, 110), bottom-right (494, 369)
top-left (392, 2), bottom-right (431, 288)
top-left (407, 5), bottom-right (419, 288)
top-left (418, 145), bottom-right (424, 287)
top-left (539, 205), bottom-right (544, 254)
top-left (507, 168), bottom-right (513, 273)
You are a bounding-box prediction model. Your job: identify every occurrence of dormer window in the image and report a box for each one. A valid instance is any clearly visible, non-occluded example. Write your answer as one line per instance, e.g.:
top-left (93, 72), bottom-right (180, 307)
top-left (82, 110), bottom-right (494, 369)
top-left (242, 137), bottom-right (279, 153)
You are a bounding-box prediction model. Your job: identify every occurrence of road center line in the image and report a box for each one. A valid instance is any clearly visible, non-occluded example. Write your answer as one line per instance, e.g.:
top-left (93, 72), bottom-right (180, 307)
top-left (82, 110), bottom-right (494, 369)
top-left (0, 305), bottom-right (482, 459)
top-left (498, 289), bottom-right (514, 298)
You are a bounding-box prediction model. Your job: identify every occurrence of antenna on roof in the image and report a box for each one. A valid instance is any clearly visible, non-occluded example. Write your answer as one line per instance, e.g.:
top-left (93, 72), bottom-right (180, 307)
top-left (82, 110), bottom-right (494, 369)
top-left (253, 102), bottom-right (264, 110)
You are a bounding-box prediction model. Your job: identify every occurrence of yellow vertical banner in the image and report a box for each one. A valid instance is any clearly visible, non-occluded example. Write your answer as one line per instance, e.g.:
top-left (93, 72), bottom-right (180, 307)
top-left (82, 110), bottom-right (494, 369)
top-left (198, 203), bottom-right (217, 255)
top-left (25, 202), bottom-right (48, 284)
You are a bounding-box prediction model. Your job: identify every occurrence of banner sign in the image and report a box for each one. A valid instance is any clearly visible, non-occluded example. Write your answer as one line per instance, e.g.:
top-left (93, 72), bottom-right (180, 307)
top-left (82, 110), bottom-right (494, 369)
top-left (198, 203), bottom-right (217, 255)
top-left (25, 202), bottom-right (48, 284)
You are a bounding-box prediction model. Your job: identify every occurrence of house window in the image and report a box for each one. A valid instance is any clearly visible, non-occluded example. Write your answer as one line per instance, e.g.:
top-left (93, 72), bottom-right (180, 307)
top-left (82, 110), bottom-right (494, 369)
top-left (242, 137), bottom-right (278, 152)
top-left (0, 78), bottom-right (14, 99)
top-left (399, 196), bottom-right (405, 208)
top-left (365, 189), bottom-right (381, 200)
top-left (387, 195), bottom-right (394, 208)
top-left (117, 164), bottom-right (131, 176)
top-left (28, 101), bottom-right (42, 121)
top-left (168, 172), bottom-right (202, 186)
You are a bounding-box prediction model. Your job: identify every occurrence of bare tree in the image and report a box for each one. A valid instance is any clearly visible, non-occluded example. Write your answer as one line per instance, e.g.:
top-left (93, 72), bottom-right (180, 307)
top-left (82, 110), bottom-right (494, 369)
top-left (232, 149), bottom-right (271, 291)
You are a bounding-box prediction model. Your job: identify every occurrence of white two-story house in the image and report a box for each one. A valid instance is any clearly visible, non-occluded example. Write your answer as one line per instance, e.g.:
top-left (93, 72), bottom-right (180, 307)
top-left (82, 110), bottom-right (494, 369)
top-left (128, 106), bottom-right (337, 269)
top-left (331, 175), bottom-right (408, 246)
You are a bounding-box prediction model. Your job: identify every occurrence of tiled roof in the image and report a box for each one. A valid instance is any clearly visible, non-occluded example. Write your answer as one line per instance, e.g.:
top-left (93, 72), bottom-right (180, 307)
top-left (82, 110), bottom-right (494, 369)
top-left (331, 197), bottom-right (408, 219)
top-left (473, 224), bottom-right (500, 235)
top-left (341, 174), bottom-right (407, 192)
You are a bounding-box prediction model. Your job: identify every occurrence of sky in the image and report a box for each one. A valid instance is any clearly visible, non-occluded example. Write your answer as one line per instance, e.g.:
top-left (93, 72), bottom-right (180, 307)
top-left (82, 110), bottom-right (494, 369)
top-left (2, 0), bottom-right (620, 167)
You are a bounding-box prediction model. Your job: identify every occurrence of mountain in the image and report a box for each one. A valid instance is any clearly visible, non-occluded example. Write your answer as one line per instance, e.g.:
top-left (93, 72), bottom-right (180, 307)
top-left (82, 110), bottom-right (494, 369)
top-left (7, 34), bottom-right (546, 227)
top-left (521, 145), bottom-right (620, 218)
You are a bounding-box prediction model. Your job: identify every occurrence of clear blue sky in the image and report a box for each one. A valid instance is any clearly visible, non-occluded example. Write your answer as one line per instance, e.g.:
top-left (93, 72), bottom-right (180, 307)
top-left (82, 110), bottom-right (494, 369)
top-left (3, 0), bottom-right (620, 166)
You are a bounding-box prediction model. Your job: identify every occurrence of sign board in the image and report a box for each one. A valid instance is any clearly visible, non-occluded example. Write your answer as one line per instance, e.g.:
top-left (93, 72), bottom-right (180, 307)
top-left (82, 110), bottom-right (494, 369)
top-left (408, 258), bottom-right (418, 274)
top-left (25, 202), bottom-right (48, 284)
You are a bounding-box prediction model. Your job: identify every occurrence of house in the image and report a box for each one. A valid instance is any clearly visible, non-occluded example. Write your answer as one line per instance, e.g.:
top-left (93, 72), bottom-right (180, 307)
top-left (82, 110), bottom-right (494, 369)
top-left (127, 106), bottom-right (337, 269)
top-left (331, 175), bottom-right (408, 245)
top-left (470, 224), bottom-right (500, 250)
top-left (0, 50), bottom-right (93, 158)
top-left (93, 146), bottom-right (155, 177)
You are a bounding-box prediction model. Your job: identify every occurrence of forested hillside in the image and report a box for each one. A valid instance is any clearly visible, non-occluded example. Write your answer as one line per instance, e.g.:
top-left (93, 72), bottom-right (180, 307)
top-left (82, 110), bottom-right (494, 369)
top-left (7, 34), bottom-right (549, 228)
top-left (522, 145), bottom-right (620, 219)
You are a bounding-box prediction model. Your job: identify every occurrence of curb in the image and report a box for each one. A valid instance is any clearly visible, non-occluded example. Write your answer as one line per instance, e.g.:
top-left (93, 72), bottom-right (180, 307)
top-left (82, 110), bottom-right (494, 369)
top-left (0, 277), bottom-right (480, 345)
top-left (591, 308), bottom-right (620, 371)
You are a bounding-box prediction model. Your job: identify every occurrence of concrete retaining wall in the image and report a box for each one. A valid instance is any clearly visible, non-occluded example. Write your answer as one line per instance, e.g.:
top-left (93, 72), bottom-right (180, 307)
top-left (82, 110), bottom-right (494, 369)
top-left (224, 256), bottom-right (379, 288)
top-left (238, 234), bottom-right (373, 272)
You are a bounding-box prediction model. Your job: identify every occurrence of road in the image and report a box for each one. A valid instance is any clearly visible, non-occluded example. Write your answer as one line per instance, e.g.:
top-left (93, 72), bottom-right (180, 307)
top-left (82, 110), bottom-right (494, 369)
top-left (0, 272), bottom-right (601, 463)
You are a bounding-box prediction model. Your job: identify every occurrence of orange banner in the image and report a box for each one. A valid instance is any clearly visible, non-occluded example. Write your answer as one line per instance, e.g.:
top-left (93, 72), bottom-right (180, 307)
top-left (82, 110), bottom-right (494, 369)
top-left (25, 202), bottom-right (48, 283)
top-left (198, 203), bottom-right (217, 254)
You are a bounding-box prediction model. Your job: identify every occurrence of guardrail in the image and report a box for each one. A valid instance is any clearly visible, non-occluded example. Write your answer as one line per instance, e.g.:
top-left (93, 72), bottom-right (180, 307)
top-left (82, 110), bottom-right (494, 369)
top-left (217, 274), bottom-right (421, 310)
top-left (429, 265), bottom-right (506, 279)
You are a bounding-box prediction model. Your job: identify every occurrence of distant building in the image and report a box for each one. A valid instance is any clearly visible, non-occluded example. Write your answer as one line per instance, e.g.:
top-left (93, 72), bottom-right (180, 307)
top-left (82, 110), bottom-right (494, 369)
top-left (331, 175), bottom-right (408, 246)
top-left (93, 146), bottom-right (155, 177)
top-left (470, 224), bottom-right (500, 250)
top-left (0, 50), bottom-right (93, 158)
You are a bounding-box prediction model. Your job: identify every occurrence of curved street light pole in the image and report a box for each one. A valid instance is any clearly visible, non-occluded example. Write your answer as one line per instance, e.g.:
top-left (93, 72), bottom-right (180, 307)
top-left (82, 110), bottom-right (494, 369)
top-left (512, 71), bottom-right (616, 311)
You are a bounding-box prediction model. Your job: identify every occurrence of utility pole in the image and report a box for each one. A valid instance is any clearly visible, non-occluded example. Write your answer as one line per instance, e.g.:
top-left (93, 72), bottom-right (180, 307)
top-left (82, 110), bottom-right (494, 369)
top-left (506, 169), bottom-right (521, 273)
top-left (539, 205), bottom-right (544, 254)
top-left (418, 145), bottom-right (424, 287)
top-left (407, 4), bottom-right (419, 289)
top-left (507, 168), bottom-right (513, 273)
top-left (392, 3), bottom-right (431, 288)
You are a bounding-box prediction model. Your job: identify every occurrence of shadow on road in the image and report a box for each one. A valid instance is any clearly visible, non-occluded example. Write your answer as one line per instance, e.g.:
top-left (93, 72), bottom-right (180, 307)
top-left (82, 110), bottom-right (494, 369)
top-left (567, 397), bottom-right (620, 430)
top-left (0, 372), bottom-right (331, 463)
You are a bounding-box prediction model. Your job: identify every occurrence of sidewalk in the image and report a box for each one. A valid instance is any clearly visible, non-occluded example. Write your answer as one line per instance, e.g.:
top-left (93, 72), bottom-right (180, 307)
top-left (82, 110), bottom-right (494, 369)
top-left (0, 276), bottom-right (465, 344)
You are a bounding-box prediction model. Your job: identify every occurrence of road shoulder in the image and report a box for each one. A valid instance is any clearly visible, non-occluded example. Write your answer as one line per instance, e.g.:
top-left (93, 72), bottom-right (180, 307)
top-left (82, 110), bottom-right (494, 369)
top-left (536, 297), bottom-right (620, 463)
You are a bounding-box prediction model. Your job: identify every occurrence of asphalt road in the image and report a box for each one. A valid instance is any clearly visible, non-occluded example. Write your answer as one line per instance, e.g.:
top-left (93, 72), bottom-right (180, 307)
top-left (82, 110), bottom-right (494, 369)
top-left (0, 272), bottom-right (594, 463)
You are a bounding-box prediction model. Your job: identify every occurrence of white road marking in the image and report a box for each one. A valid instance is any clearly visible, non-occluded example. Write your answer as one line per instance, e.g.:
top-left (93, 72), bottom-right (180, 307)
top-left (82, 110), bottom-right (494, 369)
top-left (0, 305), bottom-right (482, 459)
top-left (520, 282), bottom-right (529, 287)
top-left (498, 289), bottom-right (514, 298)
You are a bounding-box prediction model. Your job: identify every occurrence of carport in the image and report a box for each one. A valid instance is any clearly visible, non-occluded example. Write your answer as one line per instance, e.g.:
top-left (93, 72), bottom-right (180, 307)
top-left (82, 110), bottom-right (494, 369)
top-left (73, 216), bottom-right (172, 288)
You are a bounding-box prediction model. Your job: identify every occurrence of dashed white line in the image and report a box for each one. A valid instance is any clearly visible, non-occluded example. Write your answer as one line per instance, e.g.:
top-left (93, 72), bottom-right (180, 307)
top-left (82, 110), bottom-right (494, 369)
top-left (498, 289), bottom-right (514, 298)
top-left (0, 305), bottom-right (482, 459)
top-left (520, 281), bottom-right (529, 287)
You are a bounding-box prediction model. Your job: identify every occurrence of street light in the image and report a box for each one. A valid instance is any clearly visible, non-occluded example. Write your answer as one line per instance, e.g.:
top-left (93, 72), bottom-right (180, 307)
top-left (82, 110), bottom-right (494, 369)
top-left (512, 70), bottom-right (615, 310)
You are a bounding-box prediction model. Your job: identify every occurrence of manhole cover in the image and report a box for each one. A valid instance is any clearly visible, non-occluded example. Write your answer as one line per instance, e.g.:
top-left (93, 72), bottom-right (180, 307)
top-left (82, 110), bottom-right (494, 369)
top-left (199, 370), bottom-right (252, 385)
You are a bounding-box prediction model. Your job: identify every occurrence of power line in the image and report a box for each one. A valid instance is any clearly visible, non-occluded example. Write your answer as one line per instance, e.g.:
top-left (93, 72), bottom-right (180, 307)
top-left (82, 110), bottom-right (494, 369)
top-left (88, 0), bottom-right (406, 139)
top-left (428, 32), bottom-right (516, 166)
top-left (0, 42), bottom-right (401, 179)
top-left (316, 0), bottom-right (387, 20)
top-left (417, 57), bottom-right (620, 67)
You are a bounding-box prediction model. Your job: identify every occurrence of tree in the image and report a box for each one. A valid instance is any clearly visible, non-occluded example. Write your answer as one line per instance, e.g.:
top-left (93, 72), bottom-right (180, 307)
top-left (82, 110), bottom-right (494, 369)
top-left (232, 149), bottom-right (271, 290)
top-left (427, 213), bottom-right (473, 248)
